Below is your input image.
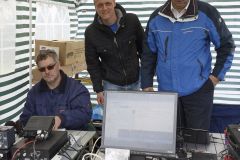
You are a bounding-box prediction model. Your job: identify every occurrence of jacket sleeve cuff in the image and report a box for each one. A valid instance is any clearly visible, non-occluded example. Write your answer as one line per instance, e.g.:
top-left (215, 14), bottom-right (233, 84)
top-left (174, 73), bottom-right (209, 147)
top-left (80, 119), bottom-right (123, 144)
top-left (57, 114), bottom-right (65, 128)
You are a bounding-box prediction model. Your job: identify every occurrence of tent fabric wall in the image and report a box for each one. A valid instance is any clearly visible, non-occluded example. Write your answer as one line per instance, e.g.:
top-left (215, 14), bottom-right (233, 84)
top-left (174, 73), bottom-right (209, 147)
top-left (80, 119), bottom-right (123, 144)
top-left (0, 0), bottom-right (34, 125)
top-left (76, 0), bottom-right (240, 105)
top-left (76, 0), bottom-right (240, 132)
top-left (0, 0), bottom-right (239, 129)
top-left (210, 104), bottom-right (240, 132)
top-left (0, 0), bottom-right (76, 125)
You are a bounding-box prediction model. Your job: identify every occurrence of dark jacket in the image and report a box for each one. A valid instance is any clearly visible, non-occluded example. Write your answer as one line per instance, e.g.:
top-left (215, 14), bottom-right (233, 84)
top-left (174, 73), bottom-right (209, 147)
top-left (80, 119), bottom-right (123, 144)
top-left (20, 71), bottom-right (92, 130)
top-left (141, 0), bottom-right (235, 96)
top-left (85, 3), bottom-right (144, 93)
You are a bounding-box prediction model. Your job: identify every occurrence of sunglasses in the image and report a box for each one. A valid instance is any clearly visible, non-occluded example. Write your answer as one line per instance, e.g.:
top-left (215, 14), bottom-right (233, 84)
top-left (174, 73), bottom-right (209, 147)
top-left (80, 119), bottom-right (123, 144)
top-left (38, 63), bottom-right (57, 72)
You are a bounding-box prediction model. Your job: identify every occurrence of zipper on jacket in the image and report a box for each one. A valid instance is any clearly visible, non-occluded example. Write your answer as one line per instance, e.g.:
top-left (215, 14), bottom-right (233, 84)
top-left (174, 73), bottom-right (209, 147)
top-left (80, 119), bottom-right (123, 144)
top-left (114, 36), bottom-right (127, 84)
top-left (197, 59), bottom-right (204, 80)
top-left (164, 36), bottom-right (169, 62)
top-left (114, 37), bottom-right (119, 48)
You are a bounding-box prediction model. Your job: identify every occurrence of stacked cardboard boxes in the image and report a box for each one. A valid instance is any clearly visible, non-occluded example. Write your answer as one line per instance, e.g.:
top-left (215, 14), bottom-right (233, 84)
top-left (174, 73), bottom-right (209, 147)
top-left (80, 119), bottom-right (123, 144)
top-left (32, 40), bottom-right (86, 84)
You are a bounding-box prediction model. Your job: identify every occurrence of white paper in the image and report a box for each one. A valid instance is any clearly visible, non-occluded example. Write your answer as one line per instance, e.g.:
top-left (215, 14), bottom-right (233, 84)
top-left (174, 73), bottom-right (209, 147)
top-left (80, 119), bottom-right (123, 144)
top-left (105, 148), bottom-right (130, 160)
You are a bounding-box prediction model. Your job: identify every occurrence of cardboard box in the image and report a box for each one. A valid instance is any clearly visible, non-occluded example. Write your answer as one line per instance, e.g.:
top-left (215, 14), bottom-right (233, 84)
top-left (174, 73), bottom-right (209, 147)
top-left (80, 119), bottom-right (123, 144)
top-left (35, 40), bottom-right (85, 65)
top-left (32, 67), bottom-right (42, 84)
top-left (73, 57), bottom-right (87, 73)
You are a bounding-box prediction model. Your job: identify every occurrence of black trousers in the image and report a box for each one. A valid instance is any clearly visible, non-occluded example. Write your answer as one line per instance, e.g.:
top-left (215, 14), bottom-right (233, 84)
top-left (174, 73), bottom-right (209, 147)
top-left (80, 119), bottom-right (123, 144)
top-left (177, 78), bottom-right (214, 130)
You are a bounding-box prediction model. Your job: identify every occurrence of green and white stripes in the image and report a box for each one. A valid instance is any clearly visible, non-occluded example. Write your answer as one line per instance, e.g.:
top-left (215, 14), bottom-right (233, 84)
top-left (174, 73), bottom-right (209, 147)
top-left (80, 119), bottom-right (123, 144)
top-left (0, 0), bottom-right (239, 125)
top-left (0, 0), bottom-right (75, 125)
top-left (76, 0), bottom-right (240, 105)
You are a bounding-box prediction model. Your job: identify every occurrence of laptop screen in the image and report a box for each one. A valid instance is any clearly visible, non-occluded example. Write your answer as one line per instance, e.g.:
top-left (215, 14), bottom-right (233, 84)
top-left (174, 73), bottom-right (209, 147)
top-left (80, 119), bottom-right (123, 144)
top-left (101, 91), bottom-right (178, 155)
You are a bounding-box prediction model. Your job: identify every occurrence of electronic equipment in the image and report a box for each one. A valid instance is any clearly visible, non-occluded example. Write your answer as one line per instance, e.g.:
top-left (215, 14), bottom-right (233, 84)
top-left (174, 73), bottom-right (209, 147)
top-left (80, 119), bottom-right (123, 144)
top-left (23, 116), bottom-right (55, 139)
top-left (182, 128), bottom-right (210, 144)
top-left (191, 152), bottom-right (217, 160)
top-left (11, 131), bottom-right (68, 160)
top-left (226, 124), bottom-right (240, 159)
top-left (227, 144), bottom-right (240, 160)
top-left (101, 91), bottom-right (178, 158)
top-left (0, 149), bottom-right (11, 160)
top-left (5, 120), bottom-right (23, 136)
top-left (0, 126), bottom-right (15, 149)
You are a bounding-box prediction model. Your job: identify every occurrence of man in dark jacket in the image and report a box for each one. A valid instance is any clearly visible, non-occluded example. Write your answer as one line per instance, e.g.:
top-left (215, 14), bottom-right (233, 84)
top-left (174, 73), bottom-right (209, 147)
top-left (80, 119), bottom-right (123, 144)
top-left (20, 50), bottom-right (92, 130)
top-left (85, 0), bottom-right (144, 105)
top-left (141, 0), bottom-right (235, 130)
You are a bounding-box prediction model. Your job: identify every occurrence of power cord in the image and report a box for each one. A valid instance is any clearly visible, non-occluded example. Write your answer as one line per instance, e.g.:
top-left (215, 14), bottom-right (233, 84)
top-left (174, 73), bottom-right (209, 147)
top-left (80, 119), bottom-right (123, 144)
top-left (91, 136), bottom-right (101, 153)
top-left (81, 153), bottom-right (103, 160)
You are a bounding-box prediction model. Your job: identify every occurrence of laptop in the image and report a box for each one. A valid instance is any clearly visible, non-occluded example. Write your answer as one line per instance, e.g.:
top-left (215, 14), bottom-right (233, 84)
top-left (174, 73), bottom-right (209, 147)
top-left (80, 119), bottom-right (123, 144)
top-left (101, 91), bottom-right (178, 159)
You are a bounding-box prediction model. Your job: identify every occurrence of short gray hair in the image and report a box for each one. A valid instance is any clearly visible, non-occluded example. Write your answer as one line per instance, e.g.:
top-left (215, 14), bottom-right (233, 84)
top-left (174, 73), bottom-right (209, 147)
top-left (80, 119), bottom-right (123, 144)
top-left (36, 49), bottom-right (59, 65)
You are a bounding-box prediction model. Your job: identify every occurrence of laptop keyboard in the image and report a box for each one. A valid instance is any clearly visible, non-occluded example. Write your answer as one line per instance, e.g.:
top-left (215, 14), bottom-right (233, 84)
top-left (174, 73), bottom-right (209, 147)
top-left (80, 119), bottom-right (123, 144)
top-left (130, 151), bottom-right (177, 160)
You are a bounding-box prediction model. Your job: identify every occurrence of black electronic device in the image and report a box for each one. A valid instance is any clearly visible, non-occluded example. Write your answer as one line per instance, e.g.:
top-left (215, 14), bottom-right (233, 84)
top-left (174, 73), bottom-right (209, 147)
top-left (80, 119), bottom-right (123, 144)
top-left (182, 128), bottom-right (210, 144)
top-left (23, 116), bottom-right (55, 139)
top-left (226, 124), bottom-right (240, 147)
top-left (0, 126), bottom-right (15, 149)
top-left (0, 149), bottom-right (11, 160)
top-left (5, 120), bottom-right (23, 136)
top-left (191, 152), bottom-right (217, 160)
top-left (130, 154), bottom-right (163, 160)
top-left (227, 142), bottom-right (240, 160)
top-left (11, 131), bottom-right (68, 160)
top-left (226, 124), bottom-right (240, 158)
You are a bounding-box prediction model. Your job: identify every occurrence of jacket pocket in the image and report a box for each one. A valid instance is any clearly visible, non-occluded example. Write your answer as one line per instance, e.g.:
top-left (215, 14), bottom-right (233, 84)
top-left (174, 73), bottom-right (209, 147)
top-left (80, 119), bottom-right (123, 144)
top-left (123, 36), bottom-right (137, 54)
top-left (197, 59), bottom-right (205, 80)
top-left (164, 36), bottom-right (169, 62)
top-left (127, 36), bottom-right (136, 46)
top-left (200, 78), bottom-right (214, 92)
top-left (96, 46), bottom-right (111, 55)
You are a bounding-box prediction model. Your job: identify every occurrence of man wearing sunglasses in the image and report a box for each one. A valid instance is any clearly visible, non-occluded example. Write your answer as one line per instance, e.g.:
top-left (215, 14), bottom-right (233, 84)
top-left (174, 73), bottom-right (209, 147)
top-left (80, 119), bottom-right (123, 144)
top-left (19, 50), bottom-right (92, 130)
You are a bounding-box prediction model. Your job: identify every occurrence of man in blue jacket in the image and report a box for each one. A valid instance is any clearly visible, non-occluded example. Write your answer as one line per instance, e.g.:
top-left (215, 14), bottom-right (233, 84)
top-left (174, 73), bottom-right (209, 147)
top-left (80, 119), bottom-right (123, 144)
top-left (20, 50), bottom-right (92, 130)
top-left (141, 0), bottom-right (235, 130)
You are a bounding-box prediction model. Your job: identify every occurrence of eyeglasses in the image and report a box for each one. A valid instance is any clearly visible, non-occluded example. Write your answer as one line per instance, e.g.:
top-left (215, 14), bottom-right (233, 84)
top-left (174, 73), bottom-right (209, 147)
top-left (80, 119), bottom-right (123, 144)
top-left (38, 62), bottom-right (57, 72)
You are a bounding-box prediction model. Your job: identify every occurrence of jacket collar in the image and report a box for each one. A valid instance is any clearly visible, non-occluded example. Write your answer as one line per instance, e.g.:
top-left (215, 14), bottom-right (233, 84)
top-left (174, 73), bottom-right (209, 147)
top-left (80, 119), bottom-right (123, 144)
top-left (39, 70), bottom-right (67, 93)
top-left (159, 0), bottom-right (198, 22)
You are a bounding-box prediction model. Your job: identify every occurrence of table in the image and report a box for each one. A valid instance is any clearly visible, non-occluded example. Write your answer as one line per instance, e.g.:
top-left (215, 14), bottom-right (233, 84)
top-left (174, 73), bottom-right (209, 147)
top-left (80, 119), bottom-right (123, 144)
top-left (94, 133), bottom-right (226, 160)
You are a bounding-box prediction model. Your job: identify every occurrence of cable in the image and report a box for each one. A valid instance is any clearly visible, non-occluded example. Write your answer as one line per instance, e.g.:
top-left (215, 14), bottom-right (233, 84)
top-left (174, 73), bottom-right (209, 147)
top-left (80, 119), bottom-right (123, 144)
top-left (66, 146), bottom-right (78, 152)
top-left (81, 153), bottom-right (103, 160)
top-left (218, 148), bottom-right (229, 160)
top-left (33, 138), bottom-right (37, 160)
top-left (62, 151), bottom-right (72, 159)
top-left (57, 142), bottom-right (72, 159)
top-left (76, 146), bottom-right (93, 160)
top-left (58, 153), bottom-right (71, 160)
top-left (11, 140), bottom-right (35, 160)
top-left (68, 133), bottom-right (84, 148)
top-left (91, 136), bottom-right (101, 154)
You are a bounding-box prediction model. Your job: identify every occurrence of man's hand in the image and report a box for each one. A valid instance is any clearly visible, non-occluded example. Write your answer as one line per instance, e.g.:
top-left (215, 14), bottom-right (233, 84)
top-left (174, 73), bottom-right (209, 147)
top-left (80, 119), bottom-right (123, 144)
top-left (143, 87), bottom-right (154, 92)
top-left (97, 92), bottom-right (104, 105)
top-left (53, 116), bottom-right (62, 130)
top-left (209, 75), bottom-right (219, 86)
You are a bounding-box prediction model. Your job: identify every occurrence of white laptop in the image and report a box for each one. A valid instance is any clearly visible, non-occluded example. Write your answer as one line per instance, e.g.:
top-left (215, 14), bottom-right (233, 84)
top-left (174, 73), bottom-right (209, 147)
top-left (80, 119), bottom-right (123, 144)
top-left (101, 91), bottom-right (178, 158)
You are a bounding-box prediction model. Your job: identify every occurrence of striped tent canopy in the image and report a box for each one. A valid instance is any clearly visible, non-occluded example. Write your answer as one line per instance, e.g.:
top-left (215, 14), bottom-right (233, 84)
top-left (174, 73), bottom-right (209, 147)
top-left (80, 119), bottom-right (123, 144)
top-left (76, 0), bottom-right (240, 105)
top-left (0, 0), bottom-right (239, 126)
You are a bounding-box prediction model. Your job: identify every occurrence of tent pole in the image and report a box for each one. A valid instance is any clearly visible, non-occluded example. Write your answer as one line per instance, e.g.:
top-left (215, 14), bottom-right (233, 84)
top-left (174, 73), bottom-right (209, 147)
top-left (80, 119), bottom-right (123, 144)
top-left (29, 0), bottom-right (33, 89)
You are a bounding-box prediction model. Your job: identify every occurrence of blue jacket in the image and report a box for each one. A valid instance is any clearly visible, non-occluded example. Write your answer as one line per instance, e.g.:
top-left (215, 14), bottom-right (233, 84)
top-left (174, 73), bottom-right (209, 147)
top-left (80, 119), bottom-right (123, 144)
top-left (20, 71), bottom-right (92, 130)
top-left (141, 0), bottom-right (235, 96)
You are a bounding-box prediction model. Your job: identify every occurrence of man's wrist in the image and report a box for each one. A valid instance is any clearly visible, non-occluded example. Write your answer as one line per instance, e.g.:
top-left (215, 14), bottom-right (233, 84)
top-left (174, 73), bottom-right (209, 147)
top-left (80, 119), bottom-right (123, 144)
top-left (209, 75), bottom-right (219, 86)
